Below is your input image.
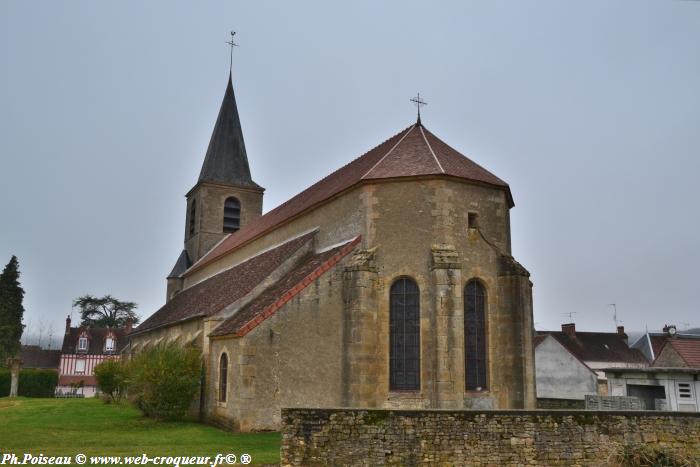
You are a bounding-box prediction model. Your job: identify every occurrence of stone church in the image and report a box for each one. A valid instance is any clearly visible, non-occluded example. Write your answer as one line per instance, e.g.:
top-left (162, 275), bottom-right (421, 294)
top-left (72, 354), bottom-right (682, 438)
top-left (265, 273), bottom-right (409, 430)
top-left (129, 71), bottom-right (536, 431)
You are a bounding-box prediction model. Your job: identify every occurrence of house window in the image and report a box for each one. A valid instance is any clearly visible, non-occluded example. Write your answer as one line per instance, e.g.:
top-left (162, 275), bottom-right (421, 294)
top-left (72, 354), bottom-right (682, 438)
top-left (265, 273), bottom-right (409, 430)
top-left (468, 212), bottom-right (479, 229)
top-left (105, 337), bottom-right (115, 352)
top-left (75, 359), bottom-right (86, 375)
top-left (188, 199), bottom-right (196, 237)
top-left (389, 278), bottom-right (420, 391)
top-left (78, 337), bottom-right (88, 352)
top-left (223, 197), bottom-right (241, 233)
top-left (465, 280), bottom-right (487, 391)
top-left (219, 353), bottom-right (228, 403)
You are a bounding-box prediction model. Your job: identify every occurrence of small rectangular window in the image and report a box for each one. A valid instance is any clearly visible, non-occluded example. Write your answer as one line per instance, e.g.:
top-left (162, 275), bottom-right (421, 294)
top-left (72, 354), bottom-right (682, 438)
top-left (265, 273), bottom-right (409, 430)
top-left (677, 382), bottom-right (693, 399)
top-left (75, 359), bottom-right (86, 374)
top-left (78, 337), bottom-right (88, 351)
top-left (468, 212), bottom-right (478, 229)
top-left (105, 338), bottom-right (115, 351)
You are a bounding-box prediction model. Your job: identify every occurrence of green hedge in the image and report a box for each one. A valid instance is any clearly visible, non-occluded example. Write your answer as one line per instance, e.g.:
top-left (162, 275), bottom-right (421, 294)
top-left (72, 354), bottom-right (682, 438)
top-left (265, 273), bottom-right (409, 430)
top-left (0, 368), bottom-right (59, 397)
top-left (128, 343), bottom-right (201, 420)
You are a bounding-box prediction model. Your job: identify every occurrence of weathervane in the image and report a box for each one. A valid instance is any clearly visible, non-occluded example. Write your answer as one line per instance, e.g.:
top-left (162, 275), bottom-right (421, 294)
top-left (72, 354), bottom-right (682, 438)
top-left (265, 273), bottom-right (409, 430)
top-left (410, 93), bottom-right (427, 125)
top-left (226, 31), bottom-right (238, 73)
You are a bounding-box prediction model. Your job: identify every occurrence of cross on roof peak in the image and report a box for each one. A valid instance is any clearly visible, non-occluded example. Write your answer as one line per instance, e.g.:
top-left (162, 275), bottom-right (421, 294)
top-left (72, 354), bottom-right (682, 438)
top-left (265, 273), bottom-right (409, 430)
top-left (226, 31), bottom-right (238, 74)
top-left (410, 93), bottom-right (427, 125)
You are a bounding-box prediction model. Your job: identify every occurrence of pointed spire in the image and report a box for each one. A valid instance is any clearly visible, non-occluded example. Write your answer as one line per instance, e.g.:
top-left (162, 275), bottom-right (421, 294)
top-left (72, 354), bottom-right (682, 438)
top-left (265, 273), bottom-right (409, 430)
top-left (198, 73), bottom-right (260, 188)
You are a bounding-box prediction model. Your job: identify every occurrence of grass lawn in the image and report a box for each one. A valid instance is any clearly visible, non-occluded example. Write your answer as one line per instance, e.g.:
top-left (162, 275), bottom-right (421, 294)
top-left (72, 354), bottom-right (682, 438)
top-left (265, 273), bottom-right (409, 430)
top-left (0, 398), bottom-right (280, 466)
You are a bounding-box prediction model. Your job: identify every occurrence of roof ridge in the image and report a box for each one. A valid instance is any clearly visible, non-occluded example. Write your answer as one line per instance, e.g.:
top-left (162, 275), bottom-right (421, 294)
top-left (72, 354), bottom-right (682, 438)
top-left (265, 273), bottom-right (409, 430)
top-left (419, 125), bottom-right (444, 174)
top-left (361, 125), bottom-right (416, 179)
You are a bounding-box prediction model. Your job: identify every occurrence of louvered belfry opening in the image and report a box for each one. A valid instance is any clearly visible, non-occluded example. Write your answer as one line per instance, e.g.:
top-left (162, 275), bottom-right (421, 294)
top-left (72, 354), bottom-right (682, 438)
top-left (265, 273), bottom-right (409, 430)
top-left (465, 280), bottom-right (487, 391)
top-left (188, 200), bottom-right (196, 237)
top-left (223, 197), bottom-right (241, 233)
top-left (219, 353), bottom-right (228, 403)
top-left (389, 278), bottom-right (420, 391)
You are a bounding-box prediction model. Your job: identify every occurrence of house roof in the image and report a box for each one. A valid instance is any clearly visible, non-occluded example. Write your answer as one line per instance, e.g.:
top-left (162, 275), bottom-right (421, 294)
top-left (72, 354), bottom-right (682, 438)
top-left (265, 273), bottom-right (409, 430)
top-left (539, 331), bottom-right (647, 365)
top-left (533, 335), bottom-right (547, 347)
top-left (664, 339), bottom-right (700, 368)
top-left (649, 334), bottom-right (668, 359)
top-left (191, 123), bottom-right (511, 274)
top-left (20, 345), bottom-right (61, 369)
top-left (135, 231), bottom-right (316, 335)
top-left (197, 74), bottom-right (261, 190)
top-left (210, 237), bottom-right (360, 338)
top-left (61, 327), bottom-right (128, 355)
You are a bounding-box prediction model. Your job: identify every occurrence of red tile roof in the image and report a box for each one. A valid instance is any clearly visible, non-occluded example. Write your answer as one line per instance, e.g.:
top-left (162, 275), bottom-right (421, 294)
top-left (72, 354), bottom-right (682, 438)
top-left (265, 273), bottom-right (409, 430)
top-left (667, 339), bottom-right (700, 367)
top-left (210, 237), bottom-right (360, 338)
top-left (539, 331), bottom-right (648, 365)
top-left (190, 124), bottom-right (511, 274)
top-left (135, 231), bottom-right (316, 334)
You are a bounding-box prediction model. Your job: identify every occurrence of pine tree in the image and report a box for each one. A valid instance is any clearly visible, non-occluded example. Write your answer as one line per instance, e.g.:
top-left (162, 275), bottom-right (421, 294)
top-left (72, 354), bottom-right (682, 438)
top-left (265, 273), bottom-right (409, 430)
top-left (0, 256), bottom-right (25, 396)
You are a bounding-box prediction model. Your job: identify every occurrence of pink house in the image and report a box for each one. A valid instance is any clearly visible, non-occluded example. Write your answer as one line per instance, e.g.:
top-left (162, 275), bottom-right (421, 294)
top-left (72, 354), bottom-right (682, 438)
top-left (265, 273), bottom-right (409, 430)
top-left (56, 316), bottom-right (130, 397)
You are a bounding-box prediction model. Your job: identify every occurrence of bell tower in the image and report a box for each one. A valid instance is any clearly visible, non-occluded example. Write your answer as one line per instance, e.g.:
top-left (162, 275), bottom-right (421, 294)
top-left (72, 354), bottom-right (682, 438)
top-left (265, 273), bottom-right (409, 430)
top-left (167, 72), bottom-right (264, 300)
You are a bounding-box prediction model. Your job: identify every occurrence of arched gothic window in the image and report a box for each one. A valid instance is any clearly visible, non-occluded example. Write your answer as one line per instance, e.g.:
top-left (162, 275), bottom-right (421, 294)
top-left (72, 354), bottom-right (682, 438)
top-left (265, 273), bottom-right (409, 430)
top-left (219, 353), bottom-right (228, 403)
top-left (464, 280), bottom-right (487, 391)
top-left (188, 199), bottom-right (196, 237)
top-left (223, 197), bottom-right (241, 233)
top-left (389, 278), bottom-right (420, 390)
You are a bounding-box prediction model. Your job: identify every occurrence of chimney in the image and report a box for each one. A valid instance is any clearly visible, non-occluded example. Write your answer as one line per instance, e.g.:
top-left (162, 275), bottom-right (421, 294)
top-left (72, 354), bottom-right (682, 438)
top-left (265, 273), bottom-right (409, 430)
top-left (617, 325), bottom-right (628, 345)
top-left (662, 324), bottom-right (677, 337)
top-left (65, 315), bottom-right (72, 334)
top-left (561, 323), bottom-right (576, 338)
top-left (125, 318), bottom-right (133, 334)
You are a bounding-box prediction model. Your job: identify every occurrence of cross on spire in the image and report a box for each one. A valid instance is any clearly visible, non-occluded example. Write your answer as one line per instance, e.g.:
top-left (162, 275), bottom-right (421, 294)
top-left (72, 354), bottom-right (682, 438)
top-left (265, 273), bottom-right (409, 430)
top-left (226, 31), bottom-right (238, 73)
top-left (410, 93), bottom-right (427, 125)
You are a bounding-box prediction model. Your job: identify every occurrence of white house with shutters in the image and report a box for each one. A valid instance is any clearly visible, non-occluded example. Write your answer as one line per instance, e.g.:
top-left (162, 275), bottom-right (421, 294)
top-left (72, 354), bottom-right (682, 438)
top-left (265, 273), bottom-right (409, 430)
top-left (56, 316), bottom-right (130, 397)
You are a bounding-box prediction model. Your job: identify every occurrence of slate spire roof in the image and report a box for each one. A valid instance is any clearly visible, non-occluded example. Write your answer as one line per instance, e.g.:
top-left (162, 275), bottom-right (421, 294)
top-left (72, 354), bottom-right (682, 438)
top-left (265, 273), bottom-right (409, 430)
top-left (190, 122), bottom-right (512, 274)
top-left (198, 73), bottom-right (261, 189)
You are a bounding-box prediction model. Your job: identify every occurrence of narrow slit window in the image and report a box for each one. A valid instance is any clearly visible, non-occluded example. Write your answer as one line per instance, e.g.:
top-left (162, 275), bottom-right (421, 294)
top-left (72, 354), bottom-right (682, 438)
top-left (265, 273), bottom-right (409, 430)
top-left (219, 353), bottom-right (228, 403)
top-left (468, 212), bottom-right (478, 229)
top-left (223, 197), bottom-right (241, 233)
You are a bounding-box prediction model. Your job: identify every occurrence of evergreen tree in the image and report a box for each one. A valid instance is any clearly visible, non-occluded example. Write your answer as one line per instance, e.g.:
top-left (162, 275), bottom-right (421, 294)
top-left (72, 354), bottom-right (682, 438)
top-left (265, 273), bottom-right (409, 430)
top-left (0, 255), bottom-right (25, 365)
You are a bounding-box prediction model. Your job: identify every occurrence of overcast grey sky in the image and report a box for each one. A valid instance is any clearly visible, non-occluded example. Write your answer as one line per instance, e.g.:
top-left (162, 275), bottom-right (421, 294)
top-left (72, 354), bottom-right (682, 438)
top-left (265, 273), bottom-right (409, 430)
top-left (1, 1), bottom-right (698, 344)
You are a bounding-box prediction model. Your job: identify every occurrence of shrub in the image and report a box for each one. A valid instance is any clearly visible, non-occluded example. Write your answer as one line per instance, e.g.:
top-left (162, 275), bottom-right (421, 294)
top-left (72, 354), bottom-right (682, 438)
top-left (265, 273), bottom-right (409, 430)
top-left (128, 343), bottom-right (201, 421)
top-left (606, 442), bottom-right (698, 466)
top-left (94, 359), bottom-right (128, 403)
top-left (0, 368), bottom-right (58, 397)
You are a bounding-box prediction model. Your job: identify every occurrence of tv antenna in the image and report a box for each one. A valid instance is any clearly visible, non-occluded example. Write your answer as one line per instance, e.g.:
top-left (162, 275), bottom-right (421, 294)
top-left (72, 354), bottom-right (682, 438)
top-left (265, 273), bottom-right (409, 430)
top-left (561, 311), bottom-right (577, 322)
top-left (608, 303), bottom-right (618, 327)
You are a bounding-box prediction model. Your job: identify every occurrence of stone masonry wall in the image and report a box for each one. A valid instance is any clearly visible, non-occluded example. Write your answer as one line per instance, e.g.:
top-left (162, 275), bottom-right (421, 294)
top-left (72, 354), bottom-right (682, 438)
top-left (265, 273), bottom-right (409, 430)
top-left (281, 408), bottom-right (700, 466)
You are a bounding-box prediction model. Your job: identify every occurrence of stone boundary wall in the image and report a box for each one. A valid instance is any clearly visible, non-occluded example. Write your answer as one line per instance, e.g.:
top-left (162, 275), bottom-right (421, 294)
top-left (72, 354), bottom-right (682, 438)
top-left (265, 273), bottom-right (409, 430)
top-left (281, 408), bottom-right (700, 466)
top-left (536, 398), bottom-right (584, 409)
